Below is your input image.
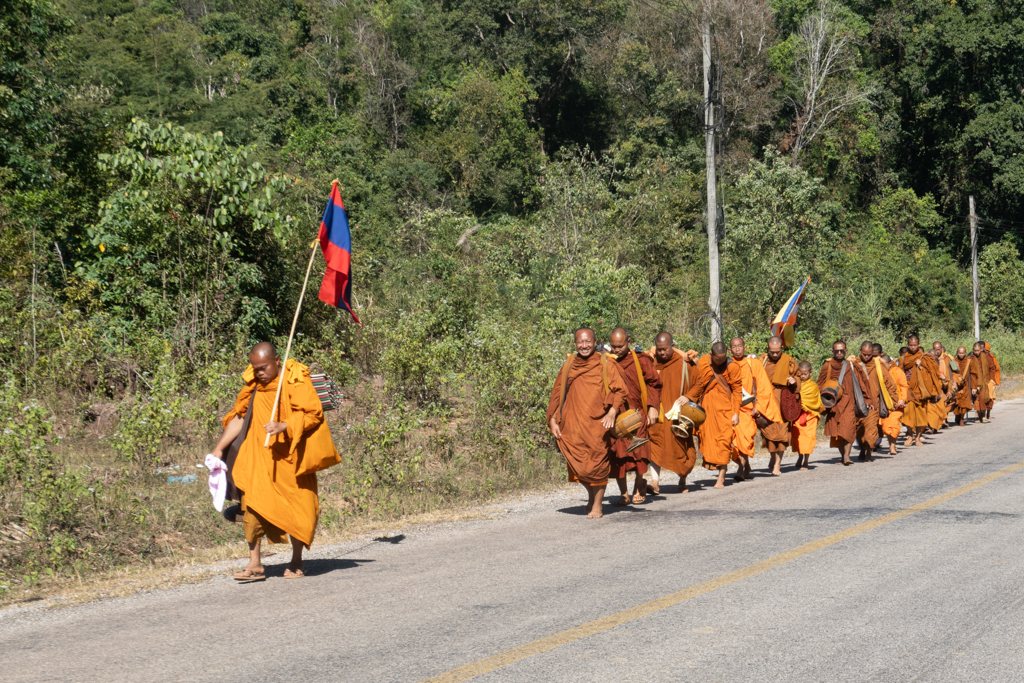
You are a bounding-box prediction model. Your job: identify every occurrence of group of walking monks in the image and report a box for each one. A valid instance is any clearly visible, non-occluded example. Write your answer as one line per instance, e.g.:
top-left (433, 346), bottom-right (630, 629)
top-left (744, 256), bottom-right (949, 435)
top-left (546, 328), bottom-right (1003, 519)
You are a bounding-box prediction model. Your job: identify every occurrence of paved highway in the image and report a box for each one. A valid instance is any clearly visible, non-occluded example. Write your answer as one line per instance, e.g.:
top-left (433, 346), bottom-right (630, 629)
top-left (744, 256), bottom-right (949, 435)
top-left (3, 400), bottom-right (1024, 682)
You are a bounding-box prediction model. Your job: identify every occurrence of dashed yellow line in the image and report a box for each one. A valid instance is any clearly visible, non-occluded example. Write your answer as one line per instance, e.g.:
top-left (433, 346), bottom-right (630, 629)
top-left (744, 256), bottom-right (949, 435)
top-left (420, 460), bottom-right (1024, 683)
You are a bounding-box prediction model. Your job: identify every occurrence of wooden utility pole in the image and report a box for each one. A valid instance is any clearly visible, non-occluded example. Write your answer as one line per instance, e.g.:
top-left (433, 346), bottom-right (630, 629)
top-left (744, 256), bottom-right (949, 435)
top-left (703, 13), bottom-right (722, 343)
top-left (969, 196), bottom-right (980, 341)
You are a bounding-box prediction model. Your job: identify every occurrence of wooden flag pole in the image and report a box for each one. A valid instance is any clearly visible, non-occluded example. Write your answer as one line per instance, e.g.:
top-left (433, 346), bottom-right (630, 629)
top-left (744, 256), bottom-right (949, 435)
top-left (265, 238), bottom-right (320, 447)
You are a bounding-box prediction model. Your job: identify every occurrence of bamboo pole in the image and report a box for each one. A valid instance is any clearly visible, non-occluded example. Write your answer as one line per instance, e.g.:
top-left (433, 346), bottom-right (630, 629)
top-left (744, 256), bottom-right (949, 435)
top-left (265, 238), bottom-right (320, 447)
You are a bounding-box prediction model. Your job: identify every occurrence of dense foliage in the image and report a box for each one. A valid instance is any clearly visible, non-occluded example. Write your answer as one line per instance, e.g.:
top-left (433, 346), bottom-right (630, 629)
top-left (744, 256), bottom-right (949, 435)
top-left (2, 0), bottom-right (1024, 589)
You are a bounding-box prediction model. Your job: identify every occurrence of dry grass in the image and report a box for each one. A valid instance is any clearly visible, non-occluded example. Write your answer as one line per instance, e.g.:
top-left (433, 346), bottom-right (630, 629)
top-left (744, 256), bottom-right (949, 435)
top-left (995, 374), bottom-right (1024, 401)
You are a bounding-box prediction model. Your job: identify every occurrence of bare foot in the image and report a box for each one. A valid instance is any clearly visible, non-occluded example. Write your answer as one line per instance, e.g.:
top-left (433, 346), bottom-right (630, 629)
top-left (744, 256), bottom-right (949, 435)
top-left (771, 468), bottom-right (782, 476)
top-left (283, 567), bottom-right (305, 579)
top-left (799, 466), bottom-right (809, 470)
top-left (586, 508), bottom-right (604, 519)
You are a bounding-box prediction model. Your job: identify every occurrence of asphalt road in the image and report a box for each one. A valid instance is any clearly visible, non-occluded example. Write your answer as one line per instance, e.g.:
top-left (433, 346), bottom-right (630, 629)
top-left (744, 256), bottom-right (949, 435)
top-left (4, 400), bottom-right (1024, 683)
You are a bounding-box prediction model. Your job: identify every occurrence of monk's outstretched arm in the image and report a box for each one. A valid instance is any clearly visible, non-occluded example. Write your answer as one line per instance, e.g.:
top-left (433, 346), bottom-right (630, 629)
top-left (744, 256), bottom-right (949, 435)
top-left (212, 416), bottom-right (243, 460)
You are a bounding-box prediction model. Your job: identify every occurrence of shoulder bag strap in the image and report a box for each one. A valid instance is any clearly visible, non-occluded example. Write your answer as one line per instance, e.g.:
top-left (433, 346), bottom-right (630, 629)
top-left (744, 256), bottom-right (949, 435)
top-left (838, 359), bottom-right (848, 386)
top-left (748, 358), bottom-right (758, 411)
top-left (558, 354), bottom-right (574, 419)
top-left (630, 349), bottom-right (648, 409)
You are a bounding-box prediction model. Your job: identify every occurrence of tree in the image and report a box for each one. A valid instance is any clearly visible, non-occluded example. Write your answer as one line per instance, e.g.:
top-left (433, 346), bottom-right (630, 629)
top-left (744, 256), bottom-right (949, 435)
top-left (786, 0), bottom-right (873, 165)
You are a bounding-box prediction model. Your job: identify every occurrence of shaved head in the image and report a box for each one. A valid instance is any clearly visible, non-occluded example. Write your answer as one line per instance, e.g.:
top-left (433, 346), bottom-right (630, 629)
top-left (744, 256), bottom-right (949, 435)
top-left (654, 331), bottom-right (674, 364)
top-left (798, 360), bottom-right (812, 372)
top-left (871, 343), bottom-right (883, 357)
top-left (250, 341), bottom-right (277, 359)
top-left (608, 327), bottom-right (630, 359)
top-left (249, 342), bottom-right (281, 385)
top-left (710, 341), bottom-right (728, 365)
top-left (861, 341), bottom-right (873, 352)
top-left (729, 337), bottom-right (746, 360)
top-left (880, 355), bottom-right (891, 363)
top-left (768, 336), bottom-right (783, 348)
top-left (908, 334), bottom-right (919, 343)
top-left (767, 335), bottom-right (784, 362)
top-left (956, 346), bottom-right (967, 357)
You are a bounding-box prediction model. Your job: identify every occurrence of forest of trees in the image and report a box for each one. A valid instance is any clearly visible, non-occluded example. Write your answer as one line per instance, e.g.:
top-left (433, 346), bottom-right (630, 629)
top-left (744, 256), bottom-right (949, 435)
top-left (2, 0), bottom-right (1024, 588)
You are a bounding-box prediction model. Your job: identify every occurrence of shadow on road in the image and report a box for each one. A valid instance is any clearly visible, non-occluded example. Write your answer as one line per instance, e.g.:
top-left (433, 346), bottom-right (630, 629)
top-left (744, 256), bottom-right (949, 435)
top-left (263, 558), bottom-right (375, 578)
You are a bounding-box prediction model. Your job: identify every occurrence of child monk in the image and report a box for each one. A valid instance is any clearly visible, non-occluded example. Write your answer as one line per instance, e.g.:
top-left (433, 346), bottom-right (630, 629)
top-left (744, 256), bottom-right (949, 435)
top-left (791, 361), bottom-right (822, 470)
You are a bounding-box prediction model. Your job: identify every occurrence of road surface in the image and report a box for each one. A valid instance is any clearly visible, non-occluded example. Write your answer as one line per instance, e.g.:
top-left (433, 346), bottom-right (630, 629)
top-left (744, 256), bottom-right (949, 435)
top-left (3, 400), bottom-right (1024, 682)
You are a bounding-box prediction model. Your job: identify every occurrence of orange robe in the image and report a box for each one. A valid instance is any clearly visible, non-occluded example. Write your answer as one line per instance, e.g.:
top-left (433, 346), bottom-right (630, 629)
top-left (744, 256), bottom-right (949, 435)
top-left (732, 356), bottom-right (774, 459)
top-left (953, 356), bottom-right (974, 416)
top-left (881, 366), bottom-right (908, 438)
top-left (684, 355), bottom-right (743, 469)
top-left (610, 351), bottom-right (661, 478)
top-left (225, 360), bottom-right (338, 547)
top-left (546, 353), bottom-right (627, 486)
top-left (899, 349), bottom-right (942, 429)
top-left (971, 351), bottom-right (993, 411)
top-left (817, 359), bottom-right (872, 446)
top-left (928, 353), bottom-right (955, 429)
top-left (986, 350), bottom-right (1000, 408)
top-left (759, 353), bottom-right (797, 449)
top-left (852, 358), bottom-right (899, 447)
top-left (648, 352), bottom-right (698, 478)
top-left (790, 379), bottom-right (822, 454)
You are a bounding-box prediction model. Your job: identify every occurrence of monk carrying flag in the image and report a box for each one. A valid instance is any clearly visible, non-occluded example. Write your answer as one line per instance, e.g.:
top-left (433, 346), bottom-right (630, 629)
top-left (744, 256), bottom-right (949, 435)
top-left (547, 328), bottom-right (627, 519)
top-left (211, 342), bottom-right (340, 581)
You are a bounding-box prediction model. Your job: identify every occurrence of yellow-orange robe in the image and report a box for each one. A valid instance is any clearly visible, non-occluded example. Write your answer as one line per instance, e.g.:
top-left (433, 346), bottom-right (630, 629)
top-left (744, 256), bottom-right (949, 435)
top-left (225, 360), bottom-right (338, 547)
top-left (899, 349), bottom-right (942, 429)
top-left (790, 378), bottom-right (822, 455)
top-left (732, 356), bottom-right (774, 459)
top-left (648, 352), bottom-right (698, 478)
top-left (759, 353), bottom-right (797, 450)
top-left (546, 352), bottom-right (626, 486)
top-left (684, 355), bottom-right (743, 469)
top-left (881, 366), bottom-right (908, 438)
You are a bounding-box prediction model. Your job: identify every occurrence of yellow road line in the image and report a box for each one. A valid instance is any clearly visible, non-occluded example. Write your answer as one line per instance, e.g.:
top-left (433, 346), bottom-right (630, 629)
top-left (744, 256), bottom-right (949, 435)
top-left (420, 460), bottom-right (1024, 683)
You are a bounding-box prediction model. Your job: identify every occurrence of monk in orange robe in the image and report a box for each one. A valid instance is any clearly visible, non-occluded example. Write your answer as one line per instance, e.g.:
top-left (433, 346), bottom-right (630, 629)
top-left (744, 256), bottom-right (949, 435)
top-left (952, 346), bottom-right (973, 426)
top-left (969, 342), bottom-right (993, 423)
top-left (677, 342), bottom-right (742, 489)
top-left (729, 337), bottom-right (774, 481)
top-left (607, 328), bottom-right (661, 505)
top-left (212, 342), bottom-right (340, 581)
top-left (880, 355), bottom-right (909, 454)
top-left (927, 342), bottom-right (954, 432)
top-left (759, 336), bottom-right (798, 476)
top-left (791, 360), bottom-right (822, 470)
top-left (982, 341), bottom-right (1000, 421)
top-left (647, 332), bottom-right (698, 494)
top-left (546, 327), bottom-right (627, 519)
top-left (851, 342), bottom-right (901, 462)
top-left (898, 334), bottom-right (942, 446)
top-left (817, 341), bottom-right (863, 466)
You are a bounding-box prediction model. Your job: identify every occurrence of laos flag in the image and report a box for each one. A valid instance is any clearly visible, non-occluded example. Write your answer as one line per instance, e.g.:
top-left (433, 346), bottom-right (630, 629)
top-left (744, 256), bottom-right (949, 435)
top-left (318, 181), bottom-right (362, 325)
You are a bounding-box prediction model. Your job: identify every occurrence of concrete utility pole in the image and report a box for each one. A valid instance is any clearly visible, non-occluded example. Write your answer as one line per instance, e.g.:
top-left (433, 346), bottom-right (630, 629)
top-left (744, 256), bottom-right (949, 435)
top-left (703, 13), bottom-right (722, 343)
top-left (969, 195), bottom-right (980, 341)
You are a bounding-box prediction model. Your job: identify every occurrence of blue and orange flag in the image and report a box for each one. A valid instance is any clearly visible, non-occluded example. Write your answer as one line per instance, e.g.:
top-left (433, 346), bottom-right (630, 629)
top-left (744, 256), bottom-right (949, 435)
top-left (770, 277), bottom-right (810, 347)
top-left (318, 181), bottom-right (362, 325)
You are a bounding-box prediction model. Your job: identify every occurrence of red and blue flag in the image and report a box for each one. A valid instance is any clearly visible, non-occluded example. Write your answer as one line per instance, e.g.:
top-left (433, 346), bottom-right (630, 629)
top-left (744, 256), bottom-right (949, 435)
top-left (318, 181), bottom-right (362, 325)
